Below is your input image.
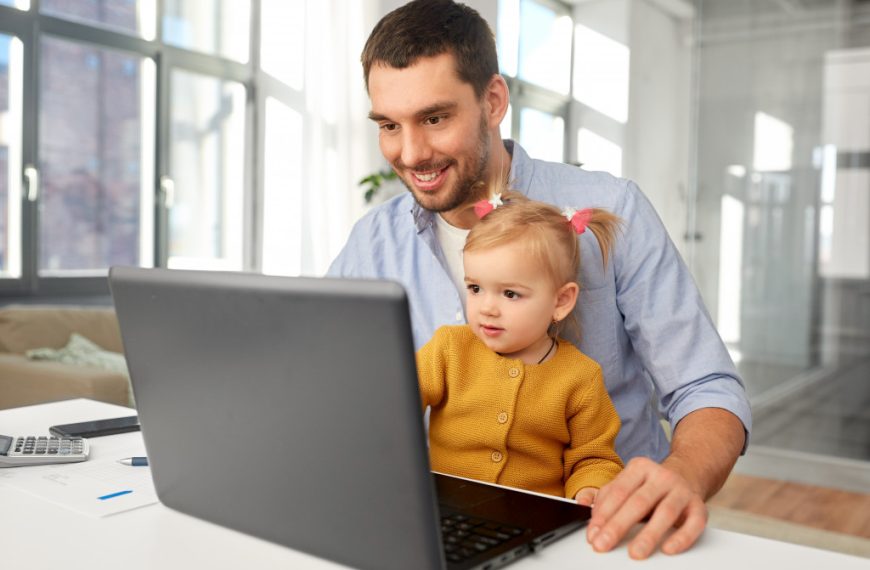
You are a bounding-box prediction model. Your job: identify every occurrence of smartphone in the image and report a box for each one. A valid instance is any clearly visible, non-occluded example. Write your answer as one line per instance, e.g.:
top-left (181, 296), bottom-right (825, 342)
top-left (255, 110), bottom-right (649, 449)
top-left (49, 415), bottom-right (140, 438)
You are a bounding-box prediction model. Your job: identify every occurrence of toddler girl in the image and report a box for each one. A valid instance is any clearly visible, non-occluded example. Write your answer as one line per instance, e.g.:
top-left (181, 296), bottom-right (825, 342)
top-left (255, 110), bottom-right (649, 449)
top-left (416, 191), bottom-right (624, 504)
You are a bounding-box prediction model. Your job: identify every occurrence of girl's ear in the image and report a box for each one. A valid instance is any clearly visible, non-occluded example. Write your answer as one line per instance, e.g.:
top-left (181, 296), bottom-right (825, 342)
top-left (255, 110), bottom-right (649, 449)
top-left (553, 282), bottom-right (579, 322)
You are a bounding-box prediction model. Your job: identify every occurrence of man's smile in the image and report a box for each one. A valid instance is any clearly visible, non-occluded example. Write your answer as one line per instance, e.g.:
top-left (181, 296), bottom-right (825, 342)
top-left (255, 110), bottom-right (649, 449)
top-left (403, 163), bottom-right (453, 191)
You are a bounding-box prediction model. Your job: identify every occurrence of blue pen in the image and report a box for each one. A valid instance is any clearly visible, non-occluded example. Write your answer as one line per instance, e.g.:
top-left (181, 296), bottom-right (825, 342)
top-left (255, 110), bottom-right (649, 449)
top-left (118, 456), bottom-right (148, 466)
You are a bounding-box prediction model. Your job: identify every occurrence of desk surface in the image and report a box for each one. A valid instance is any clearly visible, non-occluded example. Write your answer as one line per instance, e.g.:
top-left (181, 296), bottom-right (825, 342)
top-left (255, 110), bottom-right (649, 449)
top-left (1, 399), bottom-right (867, 570)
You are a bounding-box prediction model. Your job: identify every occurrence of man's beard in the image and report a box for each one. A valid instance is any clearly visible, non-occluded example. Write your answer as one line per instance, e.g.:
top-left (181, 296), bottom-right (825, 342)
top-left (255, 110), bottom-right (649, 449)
top-left (396, 117), bottom-right (491, 213)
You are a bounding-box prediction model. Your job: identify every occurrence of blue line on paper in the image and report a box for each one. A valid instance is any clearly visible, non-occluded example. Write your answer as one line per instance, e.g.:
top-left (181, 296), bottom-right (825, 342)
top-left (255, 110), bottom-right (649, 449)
top-left (98, 490), bottom-right (133, 500)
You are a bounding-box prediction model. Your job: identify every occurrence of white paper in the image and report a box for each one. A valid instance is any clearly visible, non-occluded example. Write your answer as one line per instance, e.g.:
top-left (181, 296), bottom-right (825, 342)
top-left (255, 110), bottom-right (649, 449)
top-left (0, 456), bottom-right (158, 517)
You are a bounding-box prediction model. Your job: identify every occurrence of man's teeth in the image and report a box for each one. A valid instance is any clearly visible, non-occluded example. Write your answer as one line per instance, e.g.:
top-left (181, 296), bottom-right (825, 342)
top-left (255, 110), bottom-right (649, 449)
top-left (414, 171), bottom-right (440, 182)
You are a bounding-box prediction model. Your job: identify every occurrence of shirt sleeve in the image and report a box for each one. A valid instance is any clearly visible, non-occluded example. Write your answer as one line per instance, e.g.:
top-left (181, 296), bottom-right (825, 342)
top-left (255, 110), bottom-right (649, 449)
top-left (326, 217), bottom-right (377, 278)
top-left (563, 367), bottom-right (624, 499)
top-left (613, 181), bottom-right (752, 448)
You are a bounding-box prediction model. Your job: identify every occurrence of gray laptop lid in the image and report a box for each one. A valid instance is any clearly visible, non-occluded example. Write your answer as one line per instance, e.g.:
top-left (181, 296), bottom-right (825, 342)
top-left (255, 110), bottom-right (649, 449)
top-left (110, 267), bottom-right (444, 570)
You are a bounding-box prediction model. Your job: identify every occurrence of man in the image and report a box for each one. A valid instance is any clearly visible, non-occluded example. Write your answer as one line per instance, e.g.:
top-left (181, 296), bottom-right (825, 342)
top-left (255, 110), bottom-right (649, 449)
top-left (328, 0), bottom-right (750, 559)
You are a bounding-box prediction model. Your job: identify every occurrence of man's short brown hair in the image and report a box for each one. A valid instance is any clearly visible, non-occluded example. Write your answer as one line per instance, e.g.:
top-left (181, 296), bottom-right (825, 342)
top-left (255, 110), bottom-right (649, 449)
top-left (361, 0), bottom-right (499, 98)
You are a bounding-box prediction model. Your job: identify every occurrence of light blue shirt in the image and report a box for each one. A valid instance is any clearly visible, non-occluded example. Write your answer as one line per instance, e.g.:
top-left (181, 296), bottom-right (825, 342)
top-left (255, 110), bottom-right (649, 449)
top-left (328, 140), bottom-right (751, 463)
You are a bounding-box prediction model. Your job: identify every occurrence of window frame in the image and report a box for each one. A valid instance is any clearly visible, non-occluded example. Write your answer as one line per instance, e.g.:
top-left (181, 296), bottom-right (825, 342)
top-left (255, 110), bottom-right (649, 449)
top-left (0, 1), bottom-right (264, 298)
top-left (499, 0), bottom-right (574, 164)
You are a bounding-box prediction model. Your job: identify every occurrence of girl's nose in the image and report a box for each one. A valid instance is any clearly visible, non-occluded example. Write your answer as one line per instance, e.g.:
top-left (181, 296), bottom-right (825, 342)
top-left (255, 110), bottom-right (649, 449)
top-left (480, 295), bottom-right (499, 316)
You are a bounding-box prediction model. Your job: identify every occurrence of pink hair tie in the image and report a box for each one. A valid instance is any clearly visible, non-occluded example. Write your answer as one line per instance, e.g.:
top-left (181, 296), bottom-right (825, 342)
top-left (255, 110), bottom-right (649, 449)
top-left (473, 193), bottom-right (504, 218)
top-left (563, 207), bottom-right (593, 235)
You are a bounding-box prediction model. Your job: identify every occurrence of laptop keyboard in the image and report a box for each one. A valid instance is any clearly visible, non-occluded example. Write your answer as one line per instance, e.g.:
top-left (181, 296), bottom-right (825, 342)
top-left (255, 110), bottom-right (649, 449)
top-left (441, 513), bottom-right (526, 564)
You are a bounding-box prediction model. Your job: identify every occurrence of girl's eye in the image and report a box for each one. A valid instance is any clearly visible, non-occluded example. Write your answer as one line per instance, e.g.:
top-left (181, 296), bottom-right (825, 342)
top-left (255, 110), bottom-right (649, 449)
top-left (504, 290), bottom-right (520, 299)
top-left (467, 284), bottom-right (480, 294)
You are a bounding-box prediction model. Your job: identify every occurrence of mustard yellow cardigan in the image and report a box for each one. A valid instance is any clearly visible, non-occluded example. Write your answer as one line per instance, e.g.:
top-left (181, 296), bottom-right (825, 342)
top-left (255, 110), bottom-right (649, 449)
top-left (416, 325), bottom-right (624, 499)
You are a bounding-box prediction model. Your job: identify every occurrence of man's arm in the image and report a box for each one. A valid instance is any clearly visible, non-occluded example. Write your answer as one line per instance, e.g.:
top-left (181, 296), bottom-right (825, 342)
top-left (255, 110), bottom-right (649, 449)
top-left (583, 407), bottom-right (745, 559)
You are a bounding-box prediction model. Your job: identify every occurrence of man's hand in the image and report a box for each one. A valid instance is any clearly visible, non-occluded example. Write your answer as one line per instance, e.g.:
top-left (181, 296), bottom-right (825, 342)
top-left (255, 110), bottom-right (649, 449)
top-left (585, 408), bottom-right (746, 559)
top-left (586, 457), bottom-right (707, 559)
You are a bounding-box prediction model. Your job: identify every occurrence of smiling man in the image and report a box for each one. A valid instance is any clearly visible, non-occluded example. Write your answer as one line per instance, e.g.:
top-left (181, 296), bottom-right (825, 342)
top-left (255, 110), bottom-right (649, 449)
top-left (328, 0), bottom-right (751, 560)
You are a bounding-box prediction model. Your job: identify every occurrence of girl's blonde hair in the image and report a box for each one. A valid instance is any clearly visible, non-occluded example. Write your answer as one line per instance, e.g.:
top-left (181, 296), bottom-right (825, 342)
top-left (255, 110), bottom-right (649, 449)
top-left (464, 190), bottom-right (621, 337)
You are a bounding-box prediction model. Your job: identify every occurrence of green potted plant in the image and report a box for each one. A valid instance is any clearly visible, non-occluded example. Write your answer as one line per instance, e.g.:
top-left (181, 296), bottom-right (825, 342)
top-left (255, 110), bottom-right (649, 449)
top-left (358, 168), bottom-right (399, 204)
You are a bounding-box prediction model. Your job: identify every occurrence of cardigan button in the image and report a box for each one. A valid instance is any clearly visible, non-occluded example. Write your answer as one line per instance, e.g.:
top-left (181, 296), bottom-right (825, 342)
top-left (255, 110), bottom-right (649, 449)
top-left (508, 367), bottom-right (519, 378)
top-left (491, 451), bottom-right (503, 463)
top-left (497, 412), bottom-right (508, 424)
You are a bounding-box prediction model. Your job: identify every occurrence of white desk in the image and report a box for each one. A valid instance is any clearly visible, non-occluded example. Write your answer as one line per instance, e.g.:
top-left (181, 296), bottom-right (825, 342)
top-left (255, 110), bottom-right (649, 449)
top-left (1, 399), bottom-right (866, 570)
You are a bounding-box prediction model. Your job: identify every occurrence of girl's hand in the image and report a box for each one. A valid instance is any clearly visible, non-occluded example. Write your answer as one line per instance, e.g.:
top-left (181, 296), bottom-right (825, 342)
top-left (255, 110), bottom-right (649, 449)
top-left (575, 487), bottom-right (598, 507)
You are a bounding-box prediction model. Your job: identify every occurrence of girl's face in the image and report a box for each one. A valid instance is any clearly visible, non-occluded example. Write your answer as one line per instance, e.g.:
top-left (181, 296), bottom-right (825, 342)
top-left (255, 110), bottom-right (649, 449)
top-left (463, 242), bottom-right (575, 364)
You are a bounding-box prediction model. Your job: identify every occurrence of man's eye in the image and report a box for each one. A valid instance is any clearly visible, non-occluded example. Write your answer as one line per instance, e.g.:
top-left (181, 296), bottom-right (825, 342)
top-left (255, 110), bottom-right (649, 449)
top-left (424, 115), bottom-right (443, 125)
top-left (379, 123), bottom-right (398, 132)
top-left (467, 284), bottom-right (480, 294)
top-left (504, 290), bottom-right (520, 299)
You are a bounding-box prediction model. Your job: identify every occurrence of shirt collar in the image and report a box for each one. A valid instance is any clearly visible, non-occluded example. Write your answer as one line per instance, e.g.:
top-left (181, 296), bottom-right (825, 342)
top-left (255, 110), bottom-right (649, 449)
top-left (505, 139), bottom-right (533, 197)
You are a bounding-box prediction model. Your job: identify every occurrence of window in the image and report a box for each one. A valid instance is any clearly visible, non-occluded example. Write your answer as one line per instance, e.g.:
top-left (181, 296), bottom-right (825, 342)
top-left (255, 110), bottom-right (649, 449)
top-left (38, 37), bottom-right (154, 274)
top-left (163, 0), bottom-right (250, 62)
top-left (166, 70), bottom-right (245, 270)
top-left (516, 0), bottom-right (572, 95)
top-left (497, 0), bottom-right (633, 176)
top-left (0, 34), bottom-right (22, 278)
top-left (260, 0), bottom-right (305, 90)
top-left (497, 0), bottom-right (572, 162)
top-left (519, 108), bottom-right (564, 163)
top-left (0, 0), bottom-right (371, 296)
top-left (261, 97), bottom-right (303, 276)
top-left (40, 0), bottom-right (156, 39)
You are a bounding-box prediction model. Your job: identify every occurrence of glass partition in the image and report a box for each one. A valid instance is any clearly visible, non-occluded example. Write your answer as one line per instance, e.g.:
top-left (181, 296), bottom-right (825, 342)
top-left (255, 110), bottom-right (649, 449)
top-left (693, 0), bottom-right (870, 465)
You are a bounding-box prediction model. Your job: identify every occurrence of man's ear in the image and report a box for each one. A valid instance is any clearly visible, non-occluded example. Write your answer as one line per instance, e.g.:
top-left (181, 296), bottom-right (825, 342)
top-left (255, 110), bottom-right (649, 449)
top-left (483, 74), bottom-right (510, 130)
top-left (554, 282), bottom-right (579, 322)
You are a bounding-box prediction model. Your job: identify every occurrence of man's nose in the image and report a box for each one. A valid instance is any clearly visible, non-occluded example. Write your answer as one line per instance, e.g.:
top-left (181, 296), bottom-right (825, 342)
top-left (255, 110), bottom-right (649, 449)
top-left (400, 127), bottom-right (433, 169)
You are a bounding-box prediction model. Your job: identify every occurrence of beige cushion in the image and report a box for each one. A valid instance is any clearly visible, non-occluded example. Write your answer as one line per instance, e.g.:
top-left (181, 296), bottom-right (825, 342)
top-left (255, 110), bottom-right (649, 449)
top-left (0, 305), bottom-right (123, 354)
top-left (0, 353), bottom-right (131, 410)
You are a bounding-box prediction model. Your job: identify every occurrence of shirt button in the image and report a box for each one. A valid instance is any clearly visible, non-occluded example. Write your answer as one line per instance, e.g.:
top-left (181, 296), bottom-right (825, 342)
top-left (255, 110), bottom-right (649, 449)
top-left (508, 367), bottom-right (519, 378)
top-left (497, 412), bottom-right (508, 424)
top-left (491, 451), bottom-right (503, 463)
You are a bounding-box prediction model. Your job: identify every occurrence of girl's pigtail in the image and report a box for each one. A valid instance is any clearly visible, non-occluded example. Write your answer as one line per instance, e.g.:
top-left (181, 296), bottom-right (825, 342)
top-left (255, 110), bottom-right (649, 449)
top-left (585, 210), bottom-right (622, 268)
top-left (562, 207), bottom-right (622, 268)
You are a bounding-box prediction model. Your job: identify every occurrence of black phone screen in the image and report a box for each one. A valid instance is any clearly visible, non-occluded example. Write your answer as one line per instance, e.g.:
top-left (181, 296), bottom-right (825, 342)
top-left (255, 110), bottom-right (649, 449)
top-left (48, 415), bottom-right (140, 438)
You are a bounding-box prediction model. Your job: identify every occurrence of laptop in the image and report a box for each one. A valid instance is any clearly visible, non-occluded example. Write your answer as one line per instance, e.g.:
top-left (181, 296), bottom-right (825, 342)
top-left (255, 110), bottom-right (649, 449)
top-left (109, 267), bottom-right (590, 570)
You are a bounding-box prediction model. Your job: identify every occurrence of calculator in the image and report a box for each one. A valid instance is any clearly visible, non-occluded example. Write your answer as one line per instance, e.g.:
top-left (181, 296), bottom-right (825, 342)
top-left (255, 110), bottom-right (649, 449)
top-left (0, 434), bottom-right (89, 467)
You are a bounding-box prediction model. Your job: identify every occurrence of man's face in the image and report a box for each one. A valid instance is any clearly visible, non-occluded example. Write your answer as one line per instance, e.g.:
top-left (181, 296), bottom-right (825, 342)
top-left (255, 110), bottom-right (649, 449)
top-left (367, 53), bottom-right (493, 214)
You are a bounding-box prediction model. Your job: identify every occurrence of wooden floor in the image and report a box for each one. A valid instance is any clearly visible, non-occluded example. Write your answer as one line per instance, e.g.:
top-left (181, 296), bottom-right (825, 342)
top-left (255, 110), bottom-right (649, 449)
top-left (708, 473), bottom-right (870, 539)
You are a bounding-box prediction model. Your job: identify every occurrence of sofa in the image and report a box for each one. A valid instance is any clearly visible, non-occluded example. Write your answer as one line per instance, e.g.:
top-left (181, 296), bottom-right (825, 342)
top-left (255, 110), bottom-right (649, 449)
top-left (0, 305), bottom-right (131, 410)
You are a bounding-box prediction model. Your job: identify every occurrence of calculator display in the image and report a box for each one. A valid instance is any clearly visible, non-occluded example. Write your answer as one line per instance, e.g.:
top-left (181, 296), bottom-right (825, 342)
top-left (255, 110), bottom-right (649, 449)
top-left (0, 435), bottom-right (11, 455)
